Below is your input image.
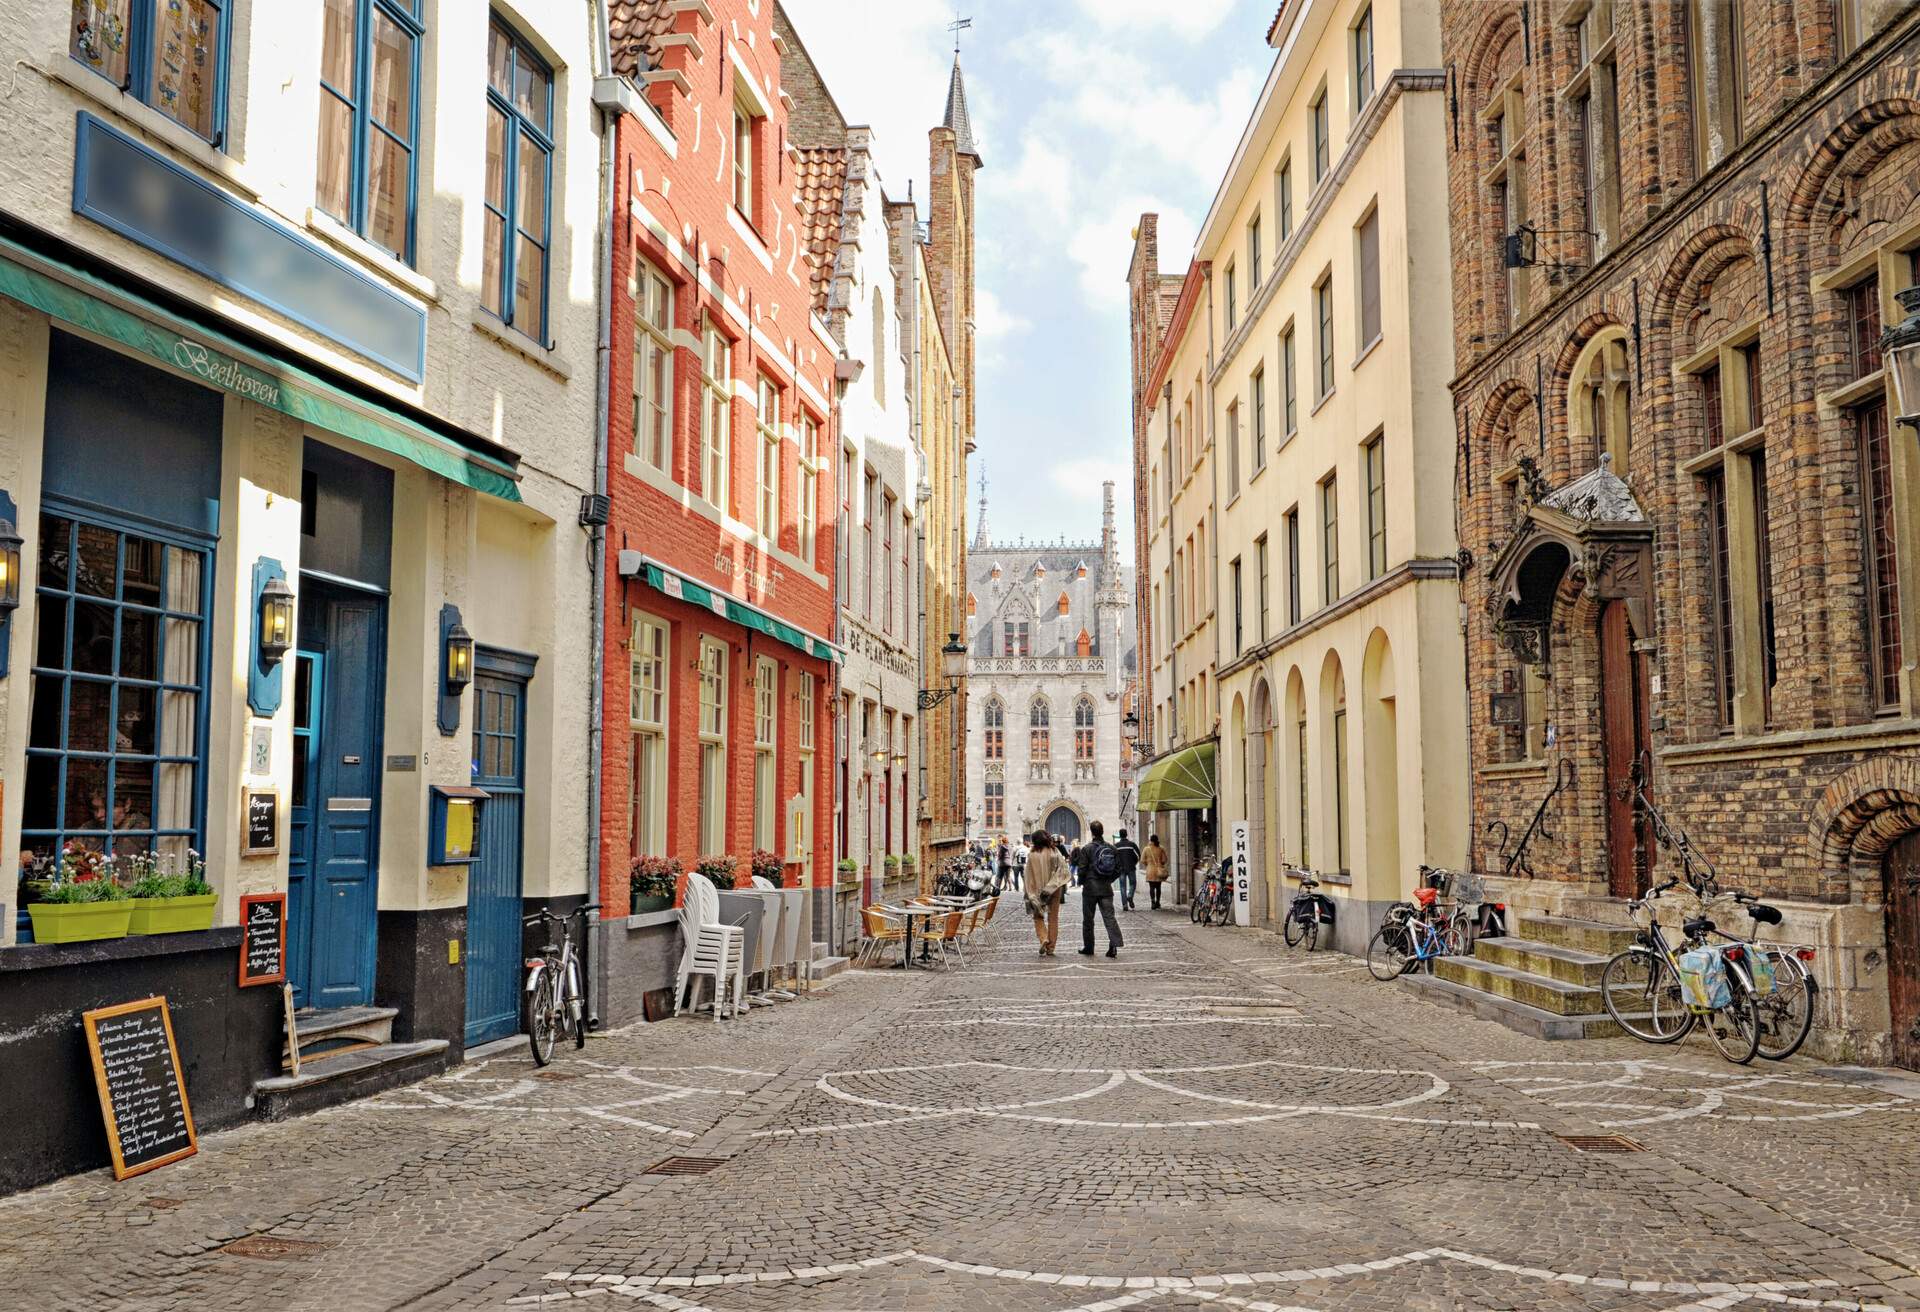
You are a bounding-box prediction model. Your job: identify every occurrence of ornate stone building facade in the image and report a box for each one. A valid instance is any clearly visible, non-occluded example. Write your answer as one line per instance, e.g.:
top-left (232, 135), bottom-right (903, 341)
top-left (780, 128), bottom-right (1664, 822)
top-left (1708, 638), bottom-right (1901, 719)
top-left (1443, 0), bottom-right (1920, 1062)
top-left (966, 485), bottom-right (1137, 845)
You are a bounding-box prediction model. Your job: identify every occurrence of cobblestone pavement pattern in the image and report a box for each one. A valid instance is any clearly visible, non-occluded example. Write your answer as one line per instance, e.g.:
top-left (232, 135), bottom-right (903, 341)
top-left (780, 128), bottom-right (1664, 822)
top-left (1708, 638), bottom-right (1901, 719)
top-left (4, 902), bottom-right (1920, 1311)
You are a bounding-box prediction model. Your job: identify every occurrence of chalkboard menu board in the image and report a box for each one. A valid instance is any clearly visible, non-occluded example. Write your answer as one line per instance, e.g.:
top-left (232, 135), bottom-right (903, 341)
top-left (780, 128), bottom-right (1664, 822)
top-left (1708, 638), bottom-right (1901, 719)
top-left (239, 893), bottom-right (286, 987)
top-left (242, 786), bottom-right (280, 856)
top-left (82, 997), bottom-right (198, 1180)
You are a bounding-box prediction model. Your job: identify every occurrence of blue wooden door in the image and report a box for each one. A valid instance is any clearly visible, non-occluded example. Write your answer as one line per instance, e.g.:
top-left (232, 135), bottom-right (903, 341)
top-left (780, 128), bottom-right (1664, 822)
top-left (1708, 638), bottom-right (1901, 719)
top-left (286, 651), bottom-right (323, 1003)
top-left (465, 666), bottom-right (527, 1046)
top-left (292, 583), bottom-right (386, 1008)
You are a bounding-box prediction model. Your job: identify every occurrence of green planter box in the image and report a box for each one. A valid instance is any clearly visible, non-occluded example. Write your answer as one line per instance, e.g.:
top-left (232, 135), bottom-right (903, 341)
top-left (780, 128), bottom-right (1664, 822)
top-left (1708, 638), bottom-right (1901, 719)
top-left (630, 894), bottom-right (674, 915)
top-left (127, 892), bottom-right (218, 936)
top-left (27, 899), bottom-right (135, 944)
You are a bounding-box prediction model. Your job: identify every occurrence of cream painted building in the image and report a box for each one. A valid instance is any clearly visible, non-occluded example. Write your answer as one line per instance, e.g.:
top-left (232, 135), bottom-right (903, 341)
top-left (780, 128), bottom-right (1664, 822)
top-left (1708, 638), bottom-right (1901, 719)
top-left (1145, 0), bottom-right (1468, 945)
top-left (0, 0), bottom-right (604, 1162)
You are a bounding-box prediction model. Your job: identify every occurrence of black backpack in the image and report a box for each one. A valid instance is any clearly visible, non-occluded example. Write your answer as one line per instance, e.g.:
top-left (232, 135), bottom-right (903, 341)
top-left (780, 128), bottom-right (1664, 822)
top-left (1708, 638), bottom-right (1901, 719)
top-left (1090, 842), bottom-right (1119, 880)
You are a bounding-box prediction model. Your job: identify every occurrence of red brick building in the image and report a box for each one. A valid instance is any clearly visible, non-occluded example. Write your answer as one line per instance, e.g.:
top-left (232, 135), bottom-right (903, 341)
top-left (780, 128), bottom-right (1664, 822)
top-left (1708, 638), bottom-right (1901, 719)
top-left (598, 1), bottom-right (840, 922)
top-left (1442, 0), bottom-right (1920, 1062)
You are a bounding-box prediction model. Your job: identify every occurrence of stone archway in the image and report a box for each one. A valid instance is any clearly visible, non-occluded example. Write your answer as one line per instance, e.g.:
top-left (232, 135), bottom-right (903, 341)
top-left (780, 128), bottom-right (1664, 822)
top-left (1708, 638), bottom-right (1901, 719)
top-left (1044, 803), bottom-right (1086, 843)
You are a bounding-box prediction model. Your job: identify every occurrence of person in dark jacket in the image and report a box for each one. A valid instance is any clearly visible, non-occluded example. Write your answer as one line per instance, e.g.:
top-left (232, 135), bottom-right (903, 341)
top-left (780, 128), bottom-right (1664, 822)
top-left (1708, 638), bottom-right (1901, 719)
top-left (1111, 828), bottom-right (1142, 910)
top-left (1072, 821), bottom-right (1124, 957)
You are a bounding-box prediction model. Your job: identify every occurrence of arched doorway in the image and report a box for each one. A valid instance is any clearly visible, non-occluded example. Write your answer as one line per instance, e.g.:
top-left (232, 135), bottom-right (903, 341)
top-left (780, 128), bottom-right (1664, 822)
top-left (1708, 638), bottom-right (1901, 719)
top-left (1887, 831), bottom-right (1920, 1071)
top-left (1247, 678), bottom-right (1275, 923)
top-left (1362, 630), bottom-right (1400, 904)
top-left (1045, 806), bottom-right (1083, 843)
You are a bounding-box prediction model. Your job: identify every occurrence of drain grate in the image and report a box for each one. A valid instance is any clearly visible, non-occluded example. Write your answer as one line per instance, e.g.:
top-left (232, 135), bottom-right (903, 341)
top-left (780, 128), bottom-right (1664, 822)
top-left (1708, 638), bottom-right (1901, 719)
top-left (1558, 1134), bottom-right (1645, 1153)
top-left (537, 1070), bottom-right (581, 1081)
top-left (220, 1235), bottom-right (336, 1260)
top-left (644, 1156), bottom-right (730, 1176)
top-left (145, 1197), bottom-right (187, 1210)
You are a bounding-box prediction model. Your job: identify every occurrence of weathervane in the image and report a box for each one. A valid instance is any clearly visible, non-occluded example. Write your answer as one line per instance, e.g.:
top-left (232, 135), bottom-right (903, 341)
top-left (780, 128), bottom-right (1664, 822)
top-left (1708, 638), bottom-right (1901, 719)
top-left (948, 14), bottom-right (972, 55)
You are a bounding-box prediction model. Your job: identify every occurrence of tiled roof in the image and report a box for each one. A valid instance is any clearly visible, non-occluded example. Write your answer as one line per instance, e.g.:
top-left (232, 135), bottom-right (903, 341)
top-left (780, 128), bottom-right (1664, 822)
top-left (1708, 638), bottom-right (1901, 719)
top-left (943, 58), bottom-right (982, 162)
top-left (609, 0), bottom-right (674, 77)
top-left (794, 147), bottom-right (848, 316)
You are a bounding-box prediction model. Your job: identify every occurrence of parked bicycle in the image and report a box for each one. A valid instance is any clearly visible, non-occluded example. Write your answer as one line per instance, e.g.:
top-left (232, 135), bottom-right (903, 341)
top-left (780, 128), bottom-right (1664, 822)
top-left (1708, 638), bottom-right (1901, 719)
top-left (1190, 861), bottom-right (1234, 926)
top-left (523, 902), bottom-right (599, 1067)
top-left (1599, 879), bottom-right (1764, 1064)
top-left (1282, 868), bottom-right (1337, 951)
top-left (1366, 877), bottom-right (1469, 981)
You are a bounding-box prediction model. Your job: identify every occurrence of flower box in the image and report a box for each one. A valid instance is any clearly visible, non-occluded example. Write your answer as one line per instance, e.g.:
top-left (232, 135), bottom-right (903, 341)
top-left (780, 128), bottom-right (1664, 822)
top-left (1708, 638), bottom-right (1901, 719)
top-left (630, 894), bottom-right (674, 915)
top-left (27, 899), bottom-right (135, 944)
top-left (126, 892), bottom-right (219, 936)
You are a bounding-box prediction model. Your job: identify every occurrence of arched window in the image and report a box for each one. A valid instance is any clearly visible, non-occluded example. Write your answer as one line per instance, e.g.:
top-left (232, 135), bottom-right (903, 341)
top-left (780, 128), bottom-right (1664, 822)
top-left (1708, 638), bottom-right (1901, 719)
top-left (871, 289), bottom-right (886, 402)
top-left (1571, 331), bottom-right (1632, 473)
top-left (1057, 591), bottom-right (1070, 615)
top-left (1073, 697), bottom-right (1096, 781)
top-left (967, 592), bottom-right (977, 616)
top-left (1029, 698), bottom-right (1051, 779)
top-left (983, 698), bottom-right (1004, 761)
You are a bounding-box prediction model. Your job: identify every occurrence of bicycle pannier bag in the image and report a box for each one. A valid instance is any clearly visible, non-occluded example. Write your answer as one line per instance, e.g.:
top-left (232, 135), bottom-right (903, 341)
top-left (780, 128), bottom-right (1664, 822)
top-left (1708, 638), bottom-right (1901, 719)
top-left (1744, 947), bottom-right (1776, 996)
top-left (1677, 947), bottom-right (1731, 1011)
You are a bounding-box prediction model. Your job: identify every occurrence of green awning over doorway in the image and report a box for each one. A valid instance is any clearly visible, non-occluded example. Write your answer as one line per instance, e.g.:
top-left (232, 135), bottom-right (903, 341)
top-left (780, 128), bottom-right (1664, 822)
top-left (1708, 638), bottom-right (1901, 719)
top-left (631, 557), bottom-right (840, 665)
top-left (1136, 742), bottom-right (1217, 812)
top-left (0, 234), bottom-right (522, 502)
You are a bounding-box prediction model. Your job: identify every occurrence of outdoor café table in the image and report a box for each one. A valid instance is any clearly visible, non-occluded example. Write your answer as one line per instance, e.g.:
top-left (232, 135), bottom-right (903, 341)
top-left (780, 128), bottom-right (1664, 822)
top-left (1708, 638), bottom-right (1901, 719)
top-left (892, 903), bottom-right (943, 969)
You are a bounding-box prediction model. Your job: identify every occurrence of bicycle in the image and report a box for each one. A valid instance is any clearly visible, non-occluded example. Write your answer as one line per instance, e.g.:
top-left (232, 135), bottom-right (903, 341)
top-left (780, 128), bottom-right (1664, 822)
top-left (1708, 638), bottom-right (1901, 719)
top-left (1366, 889), bottom-right (1468, 980)
top-left (1189, 864), bottom-right (1233, 926)
top-left (523, 903), bottom-right (599, 1067)
top-left (1282, 869), bottom-right (1336, 951)
top-left (1711, 891), bottom-right (1819, 1061)
top-left (1599, 879), bottom-right (1761, 1064)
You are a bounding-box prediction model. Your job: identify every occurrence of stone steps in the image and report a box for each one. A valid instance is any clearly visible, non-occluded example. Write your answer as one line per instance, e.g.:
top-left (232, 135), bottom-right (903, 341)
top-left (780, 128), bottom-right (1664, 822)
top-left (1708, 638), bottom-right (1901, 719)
top-left (1515, 914), bottom-right (1640, 957)
top-left (1434, 954), bottom-right (1607, 1015)
top-left (1397, 908), bottom-right (1641, 1041)
top-left (1399, 973), bottom-right (1631, 1042)
top-left (1474, 935), bottom-right (1610, 988)
top-left (254, 1040), bottom-right (450, 1121)
top-left (284, 1004), bottom-right (398, 1068)
top-left (808, 955), bottom-right (851, 981)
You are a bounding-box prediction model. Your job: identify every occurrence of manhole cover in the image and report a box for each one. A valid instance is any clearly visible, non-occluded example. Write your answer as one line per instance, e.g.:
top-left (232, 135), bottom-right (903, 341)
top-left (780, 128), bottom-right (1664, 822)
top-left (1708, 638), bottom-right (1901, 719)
top-left (1203, 1005), bottom-right (1300, 1018)
top-left (537, 1070), bottom-right (581, 1081)
top-left (644, 1156), bottom-right (730, 1176)
top-left (220, 1236), bottom-right (336, 1260)
top-left (1557, 1134), bottom-right (1645, 1153)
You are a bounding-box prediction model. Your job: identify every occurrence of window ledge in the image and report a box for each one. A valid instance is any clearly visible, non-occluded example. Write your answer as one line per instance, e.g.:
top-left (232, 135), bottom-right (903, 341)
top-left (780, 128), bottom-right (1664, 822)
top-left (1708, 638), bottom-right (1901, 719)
top-left (471, 309), bottom-right (571, 380)
top-left (1478, 759), bottom-right (1551, 779)
top-left (306, 209), bottom-right (439, 303)
top-left (47, 54), bottom-right (254, 198)
top-left (1350, 334), bottom-right (1384, 370)
top-left (1248, 461), bottom-right (1269, 486)
top-left (2, 924), bottom-right (241, 972)
top-left (1311, 387), bottom-right (1337, 417)
top-left (728, 207), bottom-right (774, 272)
top-left (1820, 370), bottom-right (1887, 412)
top-left (1226, 489), bottom-right (1243, 510)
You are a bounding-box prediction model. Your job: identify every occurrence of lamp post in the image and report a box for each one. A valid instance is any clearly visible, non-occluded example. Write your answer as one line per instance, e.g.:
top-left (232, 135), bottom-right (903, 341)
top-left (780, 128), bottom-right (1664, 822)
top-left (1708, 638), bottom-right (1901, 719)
top-left (1882, 285), bottom-right (1920, 432)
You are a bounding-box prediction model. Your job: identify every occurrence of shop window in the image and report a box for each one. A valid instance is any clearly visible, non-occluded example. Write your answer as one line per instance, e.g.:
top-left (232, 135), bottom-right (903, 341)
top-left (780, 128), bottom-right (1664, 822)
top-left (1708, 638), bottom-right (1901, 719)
top-left (482, 18), bottom-right (554, 343)
top-left (317, 0), bottom-right (422, 262)
top-left (25, 514), bottom-right (210, 869)
top-left (71, 0), bottom-right (231, 144)
top-left (1295, 707), bottom-right (1310, 868)
top-left (629, 614), bottom-right (668, 858)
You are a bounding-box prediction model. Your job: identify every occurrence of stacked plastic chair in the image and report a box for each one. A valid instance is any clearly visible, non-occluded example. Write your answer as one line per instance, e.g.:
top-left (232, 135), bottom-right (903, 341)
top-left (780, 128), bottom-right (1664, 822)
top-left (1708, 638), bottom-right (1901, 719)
top-left (674, 874), bottom-right (748, 1021)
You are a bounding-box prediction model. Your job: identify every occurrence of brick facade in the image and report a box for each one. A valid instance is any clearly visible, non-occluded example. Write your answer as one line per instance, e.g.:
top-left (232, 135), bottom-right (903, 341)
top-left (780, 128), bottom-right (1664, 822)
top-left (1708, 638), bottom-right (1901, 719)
top-left (1442, 0), bottom-right (1920, 1059)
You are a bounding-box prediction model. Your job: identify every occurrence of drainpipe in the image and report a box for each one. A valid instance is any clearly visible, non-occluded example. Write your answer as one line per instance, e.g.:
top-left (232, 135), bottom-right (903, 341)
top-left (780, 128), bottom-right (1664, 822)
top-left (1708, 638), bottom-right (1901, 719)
top-left (585, 0), bottom-right (616, 1027)
top-left (1204, 268), bottom-right (1223, 882)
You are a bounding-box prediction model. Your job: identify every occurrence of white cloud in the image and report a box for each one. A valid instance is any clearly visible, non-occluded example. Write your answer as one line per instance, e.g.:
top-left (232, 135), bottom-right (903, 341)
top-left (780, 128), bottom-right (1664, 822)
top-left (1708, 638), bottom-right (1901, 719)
top-left (1049, 456), bottom-right (1132, 504)
top-left (974, 285), bottom-right (1030, 345)
top-left (1067, 196), bottom-right (1196, 309)
top-left (1070, 0), bottom-right (1243, 40)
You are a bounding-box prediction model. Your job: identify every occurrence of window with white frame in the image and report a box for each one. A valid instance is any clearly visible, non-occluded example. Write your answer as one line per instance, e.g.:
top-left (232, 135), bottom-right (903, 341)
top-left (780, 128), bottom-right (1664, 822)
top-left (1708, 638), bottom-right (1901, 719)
top-left (698, 638), bottom-right (727, 854)
top-left (798, 412), bottom-right (819, 565)
top-left (757, 376), bottom-right (781, 539)
top-left (633, 259), bottom-right (674, 471)
top-left (754, 656), bottom-right (777, 852)
top-left (629, 614), bottom-right (668, 857)
top-left (700, 319), bottom-right (731, 511)
top-left (733, 98), bottom-right (758, 224)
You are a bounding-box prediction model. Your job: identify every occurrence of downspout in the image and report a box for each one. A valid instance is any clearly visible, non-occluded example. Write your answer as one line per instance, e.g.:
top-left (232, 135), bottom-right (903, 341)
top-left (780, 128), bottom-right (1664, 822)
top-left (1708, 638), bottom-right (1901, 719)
top-left (1203, 268), bottom-right (1222, 874)
top-left (585, 0), bottom-right (616, 1026)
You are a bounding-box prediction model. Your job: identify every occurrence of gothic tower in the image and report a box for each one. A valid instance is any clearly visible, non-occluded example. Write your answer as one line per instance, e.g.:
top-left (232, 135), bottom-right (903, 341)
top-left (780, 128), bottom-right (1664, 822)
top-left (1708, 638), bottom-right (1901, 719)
top-left (928, 55), bottom-right (980, 448)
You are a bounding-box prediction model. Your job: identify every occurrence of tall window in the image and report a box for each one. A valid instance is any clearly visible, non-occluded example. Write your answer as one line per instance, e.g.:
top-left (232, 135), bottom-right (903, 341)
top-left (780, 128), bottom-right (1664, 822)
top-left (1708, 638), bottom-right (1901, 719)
top-left (1310, 87), bottom-right (1331, 183)
top-left (1574, 333), bottom-right (1632, 472)
top-left (1248, 214), bottom-right (1264, 289)
top-left (1315, 276), bottom-right (1335, 399)
top-left (1753, 450), bottom-right (1778, 718)
top-left (1073, 698), bottom-right (1096, 781)
top-left (629, 615), bottom-right (668, 857)
top-left (798, 412), bottom-right (819, 565)
top-left (1251, 365), bottom-right (1267, 473)
top-left (71, 0), bottom-right (230, 143)
top-left (632, 260), bottom-right (674, 470)
top-left (1364, 434), bottom-right (1387, 580)
top-left (1685, 0), bottom-right (1745, 174)
top-left (1705, 471), bottom-right (1735, 730)
top-left (1320, 475), bottom-right (1340, 605)
top-left (1849, 275), bottom-right (1883, 376)
top-left (796, 671), bottom-right (814, 865)
top-left (26, 516), bottom-right (209, 866)
top-left (1689, 322), bottom-right (1772, 731)
top-left (871, 289), bottom-right (887, 402)
top-left (697, 638), bottom-right (727, 854)
top-left (1356, 208), bottom-right (1381, 349)
top-left (1352, 5), bottom-right (1375, 109)
top-left (1230, 557), bottom-right (1244, 655)
top-left (1224, 262), bottom-right (1238, 331)
top-left (754, 657), bottom-right (777, 851)
top-left (1030, 699), bottom-right (1051, 780)
top-left (483, 20), bottom-right (553, 342)
top-left (838, 446), bottom-right (852, 604)
top-left (1861, 402), bottom-right (1903, 711)
top-left (882, 492), bottom-right (897, 635)
top-left (1295, 705), bottom-right (1310, 868)
top-left (862, 470), bottom-right (878, 620)
top-left (1486, 71), bottom-right (1529, 331)
top-left (700, 320), bottom-right (731, 510)
top-left (1332, 684), bottom-right (1350, 874)
top-left (1002, 620), bottom-right (1030, 656)
top-left (1256, 534), bottom-right (1271, 639)
top-left (1285, 508), bottom-right (1302, 625)
top-left (1566, 0), bottom-right (1621, 253)
top-left (1225, 400), bottom-right (1241, 496)
top-left (983, 698), bottom-right (1004, 760)
top-left (1277, 157), bottom-right (1294, 240)
top-left (1282, 328), bottom-right (1298, 438)
top-left (316, 0), bottom-right (419, 261)
top-left (756, 377), bottom-right (781, 538)
top-left (733, 99), bottom-right (758, 222)
top-left (984, 780), bottom-right (1004, 831)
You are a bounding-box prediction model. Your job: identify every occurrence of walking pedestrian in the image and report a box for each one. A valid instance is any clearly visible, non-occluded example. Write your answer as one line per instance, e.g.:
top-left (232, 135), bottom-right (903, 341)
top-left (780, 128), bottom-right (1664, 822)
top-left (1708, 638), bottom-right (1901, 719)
top-left (995, 840), bottom-right (1011, 894)
top-left (1022, 831), bottom-right (1070, 955)
top-left (1112, 827), bottom-right (1142, 911)
top-left (1072, 821), bottom-right (1124, 957)
top-left (1141, 833), bottom-right (1168, 909)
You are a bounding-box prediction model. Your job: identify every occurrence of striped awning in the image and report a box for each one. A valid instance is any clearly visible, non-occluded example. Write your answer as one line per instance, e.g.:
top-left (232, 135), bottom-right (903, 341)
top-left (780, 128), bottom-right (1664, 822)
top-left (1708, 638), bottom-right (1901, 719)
top-left (622, 554), bottom-right (839, 664)
top-left (1135, 742), bottom-right (1217, 812)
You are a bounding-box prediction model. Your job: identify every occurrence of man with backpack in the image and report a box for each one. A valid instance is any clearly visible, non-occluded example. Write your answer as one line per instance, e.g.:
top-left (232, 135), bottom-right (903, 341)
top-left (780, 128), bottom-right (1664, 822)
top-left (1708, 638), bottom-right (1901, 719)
top-left (1111, 828), bottom-right (1142, 911)
top-left (1073, 820), bottom-right (1124, 958)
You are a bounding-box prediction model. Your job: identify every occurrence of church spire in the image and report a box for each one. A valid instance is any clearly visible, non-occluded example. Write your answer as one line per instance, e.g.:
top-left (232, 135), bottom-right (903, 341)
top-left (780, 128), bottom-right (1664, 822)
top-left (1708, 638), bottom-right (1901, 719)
top-left (943, 55), bottom-right (983, 165)
top-left (1100, 480), bottom-right (1119, 583)
top-left (973, 465), bottom-right (990, 551)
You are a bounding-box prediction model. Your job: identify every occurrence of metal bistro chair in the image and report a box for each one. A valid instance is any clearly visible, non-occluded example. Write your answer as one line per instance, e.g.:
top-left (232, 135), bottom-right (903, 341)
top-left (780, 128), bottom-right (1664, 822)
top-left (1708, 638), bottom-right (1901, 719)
top-left (675, 876), bottom-right (748, 1021)
top-left (859, 904), bottom-right (907, 965)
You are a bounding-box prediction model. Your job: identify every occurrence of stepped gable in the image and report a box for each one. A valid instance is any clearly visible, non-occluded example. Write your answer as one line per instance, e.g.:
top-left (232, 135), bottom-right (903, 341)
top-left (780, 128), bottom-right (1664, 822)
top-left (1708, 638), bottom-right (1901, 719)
top-left (608, 0), bottom-right (673, 77)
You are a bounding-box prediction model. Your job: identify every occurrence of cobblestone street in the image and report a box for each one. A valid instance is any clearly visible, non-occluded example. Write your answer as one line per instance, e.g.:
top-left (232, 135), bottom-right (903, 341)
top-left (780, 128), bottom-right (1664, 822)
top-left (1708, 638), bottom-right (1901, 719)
top-left (7, 902), bottom-right (1920, 1311)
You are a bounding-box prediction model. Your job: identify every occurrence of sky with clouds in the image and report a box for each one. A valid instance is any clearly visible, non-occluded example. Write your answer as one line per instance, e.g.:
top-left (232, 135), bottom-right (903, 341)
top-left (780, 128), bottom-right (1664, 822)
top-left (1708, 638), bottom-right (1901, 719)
top-left (779, 0), bottom-right (1275, 556)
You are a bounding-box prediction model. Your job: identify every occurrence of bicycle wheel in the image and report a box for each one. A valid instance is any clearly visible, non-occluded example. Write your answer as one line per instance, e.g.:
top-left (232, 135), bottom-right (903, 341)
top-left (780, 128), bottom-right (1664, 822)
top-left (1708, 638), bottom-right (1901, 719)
top-left (1283, 904), bottom-right (1307, 948)
top-left (1703, 976), bottom-right (1762, 1065)
top-left (570, 966), bottom-right (589, 1051)
top-left (525, 970), bottom-right (559, 1067)
top-left (1600, 948), bottom-right (1694, 1044)
top-left (1190, 895), bottom-right (1205, 924)
top-left (1367, 922), bottom-right (1412, 981)
top-left (1755, 954), bottom-right (1817, 1061)
top-left (1302, 914), bottom-right (1320, 953)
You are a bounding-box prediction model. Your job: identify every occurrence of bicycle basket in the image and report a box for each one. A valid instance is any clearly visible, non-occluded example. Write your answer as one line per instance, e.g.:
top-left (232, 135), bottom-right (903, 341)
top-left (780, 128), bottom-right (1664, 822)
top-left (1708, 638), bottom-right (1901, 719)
top-left (1451, 870), bottom-right (1485, 906)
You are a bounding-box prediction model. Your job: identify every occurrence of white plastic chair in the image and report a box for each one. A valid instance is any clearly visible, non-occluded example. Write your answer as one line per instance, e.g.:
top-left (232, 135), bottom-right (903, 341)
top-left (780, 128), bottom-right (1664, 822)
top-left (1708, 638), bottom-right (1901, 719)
top-left (674, 876), bottom-right (747, 1021)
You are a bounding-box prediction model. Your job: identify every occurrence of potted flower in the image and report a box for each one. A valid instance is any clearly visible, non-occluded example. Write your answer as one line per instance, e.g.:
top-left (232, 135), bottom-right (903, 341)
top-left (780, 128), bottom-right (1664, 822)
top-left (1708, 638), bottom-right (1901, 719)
top-left (26, 845), bottom-right (133, 944)
top-left (883, 853), bottom-right (902, 878)
top-left (835, 858), bottom-right (859, 889)
top-left (694, 854), bottom-right (739, 891)
top-left (629, 855), bottom-right (681, 914)
top-left (749, 848), bottom-right (783, 888)
top-left (124, 850), bottom-right (216, 935)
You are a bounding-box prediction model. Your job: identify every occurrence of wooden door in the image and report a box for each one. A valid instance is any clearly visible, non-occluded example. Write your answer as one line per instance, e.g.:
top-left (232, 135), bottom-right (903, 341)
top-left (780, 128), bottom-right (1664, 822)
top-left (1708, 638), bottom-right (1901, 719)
top-left (1887, 832), bottom-right (1920, 1072)
top-left (1599, 601), bottom-right (1652, 899)
top-left (465, 667), bottom-right (528, 1048)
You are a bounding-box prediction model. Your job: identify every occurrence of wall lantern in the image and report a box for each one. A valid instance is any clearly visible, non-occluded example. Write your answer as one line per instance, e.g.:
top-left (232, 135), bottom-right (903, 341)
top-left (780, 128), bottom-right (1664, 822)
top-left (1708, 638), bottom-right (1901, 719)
top-left (0, 492), bottom-right (20, 680)
top-left (1882, 285), bottom-right (1920, 432)
top-left (918, 632), bottom-right (968, 710)
top-left (438, 604), bottom-right (474, 735)
top-left (248, 558), bottom-right (293, 716)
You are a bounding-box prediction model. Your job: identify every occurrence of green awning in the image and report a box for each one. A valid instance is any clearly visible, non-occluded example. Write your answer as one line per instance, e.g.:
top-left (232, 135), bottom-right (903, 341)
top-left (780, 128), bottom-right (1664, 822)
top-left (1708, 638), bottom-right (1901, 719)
top-left (637, 559), bottom-right (840, 664)
top-left (1136, 742), bottom-right (1217, 812)
top-left (0, 235), bottom-right (521, 502)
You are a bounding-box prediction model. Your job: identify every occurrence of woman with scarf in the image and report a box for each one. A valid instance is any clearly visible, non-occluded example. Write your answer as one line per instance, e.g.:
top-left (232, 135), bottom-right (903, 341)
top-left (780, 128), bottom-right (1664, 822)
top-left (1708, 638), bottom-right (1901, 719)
top-left (1022, 830), bottom-right (1071, 955)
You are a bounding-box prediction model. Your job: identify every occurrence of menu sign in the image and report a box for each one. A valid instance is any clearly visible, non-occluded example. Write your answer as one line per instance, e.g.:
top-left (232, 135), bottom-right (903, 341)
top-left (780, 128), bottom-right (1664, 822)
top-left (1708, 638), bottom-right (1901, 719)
top-left (242, 786), bottom-right (280, 856)
top-left (82, 997), bottom-right (198, 1180)
top-left (238, 893), bottom-right (287, 987)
